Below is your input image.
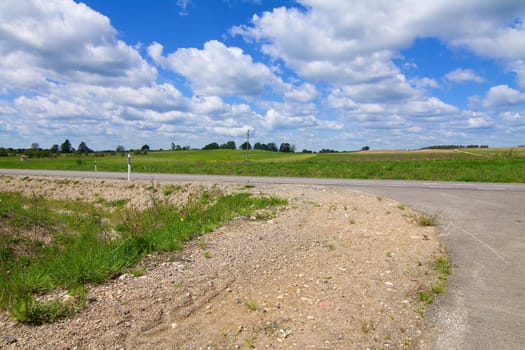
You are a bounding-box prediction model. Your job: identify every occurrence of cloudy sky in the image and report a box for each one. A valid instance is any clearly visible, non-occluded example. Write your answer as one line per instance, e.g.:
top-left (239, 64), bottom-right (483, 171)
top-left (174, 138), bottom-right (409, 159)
top-left (1, 0), bottom-right (524, 151)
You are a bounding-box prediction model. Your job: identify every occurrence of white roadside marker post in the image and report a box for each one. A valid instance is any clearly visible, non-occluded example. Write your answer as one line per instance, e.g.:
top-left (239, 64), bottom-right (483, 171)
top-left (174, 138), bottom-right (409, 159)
top-left (127, 154), bottom-right (131, 182)
top-left (94, 160), bottom-right (97, 172)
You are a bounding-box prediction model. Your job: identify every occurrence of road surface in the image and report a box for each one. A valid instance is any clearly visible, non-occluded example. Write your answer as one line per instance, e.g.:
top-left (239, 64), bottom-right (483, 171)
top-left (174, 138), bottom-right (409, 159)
top-left (1, 169), bottom-right (524, 349)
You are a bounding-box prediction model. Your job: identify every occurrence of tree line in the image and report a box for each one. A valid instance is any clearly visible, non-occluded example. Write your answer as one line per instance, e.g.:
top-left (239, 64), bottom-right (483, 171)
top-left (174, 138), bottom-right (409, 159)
top-left (0, 139), bottom-right (303, 158)
top-left (201, 141), bottom-right (296, 153)
top-left (0, 139), bottom-right (94, 158)
top-left (421, 144), bottom-right (489, 150)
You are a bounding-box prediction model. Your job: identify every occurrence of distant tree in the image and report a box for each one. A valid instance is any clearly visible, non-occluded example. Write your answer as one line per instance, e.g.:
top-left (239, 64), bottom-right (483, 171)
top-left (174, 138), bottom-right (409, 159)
top-left (60, 139), bottom-right (73, 153)
top-left (0, 148), bottom-right (8, 157)
top-left (220, 140), bottom-right (236, 150)
top-left (141, 144), bottom-right (150, 152)
top-left (302, 149), bottom-right (313, 153)
top-left (171, 142), bottom-right (176, 151)
top-left (361, 146), bottom-right (370, 151)
top-left (267, 142), bottom-right (278, 152)
top-left (254, 142), bottom-right (270, 150)
top-left (239, 141), bottom-right (252, 150)
top-left (203, 142), bottom-right (220, 150)
top-left (50, 144), bottom-right (59, 153)
top-left (182, 145), bottom-right (191, 150)
top-left (31, 143), bottom-right (39, 150)
top-left (77, 141), bottom-right (92, 154)
top-left (279, 142), bottom-right (292, 153)
top-left (116, 145), bottom-right (125, 152)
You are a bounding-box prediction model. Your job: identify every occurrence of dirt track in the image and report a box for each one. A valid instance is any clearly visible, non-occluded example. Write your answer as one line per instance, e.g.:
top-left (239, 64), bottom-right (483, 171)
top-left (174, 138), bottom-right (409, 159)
top-left (0, 176), bottom-right (443, 349)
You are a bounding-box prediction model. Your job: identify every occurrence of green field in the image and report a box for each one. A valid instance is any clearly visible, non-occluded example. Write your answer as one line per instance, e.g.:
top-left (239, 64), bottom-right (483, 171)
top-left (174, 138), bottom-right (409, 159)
top-left (1, 148), bottom-right (524, 183)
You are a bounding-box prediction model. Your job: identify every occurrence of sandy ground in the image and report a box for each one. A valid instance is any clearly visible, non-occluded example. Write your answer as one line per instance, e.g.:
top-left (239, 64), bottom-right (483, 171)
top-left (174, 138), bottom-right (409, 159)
top-left (0, 175), bottom-right (443, 349)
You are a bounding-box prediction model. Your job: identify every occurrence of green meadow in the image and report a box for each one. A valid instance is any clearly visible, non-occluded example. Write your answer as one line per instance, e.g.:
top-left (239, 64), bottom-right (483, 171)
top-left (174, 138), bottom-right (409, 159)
top-left (1, 148), bottom-right (524, 183)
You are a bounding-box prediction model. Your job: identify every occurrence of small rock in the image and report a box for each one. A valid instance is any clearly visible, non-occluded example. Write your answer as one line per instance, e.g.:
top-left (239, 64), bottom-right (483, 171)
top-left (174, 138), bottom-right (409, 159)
top-left (118, 273), bottom-right (130, 280)
top-left (300, 297), bottom-right (314, 304)
top-left (385, 281), bottom-right (394, 286)
top-left (3, 335), bottom-right (17, 345)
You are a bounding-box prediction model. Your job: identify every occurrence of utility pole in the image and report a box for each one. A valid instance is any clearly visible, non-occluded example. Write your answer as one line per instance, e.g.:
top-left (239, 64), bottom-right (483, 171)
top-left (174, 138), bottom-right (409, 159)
top-left (245, 129), bottom-right (249, 161)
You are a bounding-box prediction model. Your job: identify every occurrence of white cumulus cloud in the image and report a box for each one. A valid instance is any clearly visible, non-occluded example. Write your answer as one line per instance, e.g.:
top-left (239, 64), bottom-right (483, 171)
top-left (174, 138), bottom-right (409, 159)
top-left (233, 0), bottom-right (525, 87)
top-left (0, 0), bottom-right (156, 90)
top-left (483, 85), bottom-right (525, 109)
top-left (445, 69), bottom-right (484, 83)
top-left (148, 40), bottom-right (282, 97)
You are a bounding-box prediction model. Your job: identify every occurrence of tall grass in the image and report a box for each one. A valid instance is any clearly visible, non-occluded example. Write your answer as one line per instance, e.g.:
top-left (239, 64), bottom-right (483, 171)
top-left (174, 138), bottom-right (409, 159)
top-left (0, 189), bottom-right (286, 324)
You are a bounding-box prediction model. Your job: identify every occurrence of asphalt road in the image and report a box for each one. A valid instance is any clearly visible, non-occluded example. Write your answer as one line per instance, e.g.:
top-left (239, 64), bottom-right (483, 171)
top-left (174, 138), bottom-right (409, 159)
top-left (1, 169), bottom-right (524, 349)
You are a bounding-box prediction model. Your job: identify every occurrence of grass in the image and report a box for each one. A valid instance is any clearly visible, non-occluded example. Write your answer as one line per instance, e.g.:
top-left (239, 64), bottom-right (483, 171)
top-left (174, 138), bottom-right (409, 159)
top-left (244, 300), bottom-right (258, 311)
top-left (0, 188), bottom-right (287, 324)
top-left (108, 198), bottom-right (129, 207)
top-left (412, 213), bottom-right (438, 226)
top-left (433, 256), bottom-right (451, 275)
top-left (1, 147), bottom-right (524, 183)
top-left (418, 255), bottom-right (451, 307)
top-left (129, 269), bottom-right (146, 277)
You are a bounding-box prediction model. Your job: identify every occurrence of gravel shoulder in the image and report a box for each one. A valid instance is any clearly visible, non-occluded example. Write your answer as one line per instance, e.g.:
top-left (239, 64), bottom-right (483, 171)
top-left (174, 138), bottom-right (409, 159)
top-left (0, 176), bottom-right (443, 349)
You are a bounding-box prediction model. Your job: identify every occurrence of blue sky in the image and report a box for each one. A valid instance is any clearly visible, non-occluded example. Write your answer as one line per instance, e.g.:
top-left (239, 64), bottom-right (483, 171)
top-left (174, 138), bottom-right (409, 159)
top-left (1, 0), bottom-right (524, 151)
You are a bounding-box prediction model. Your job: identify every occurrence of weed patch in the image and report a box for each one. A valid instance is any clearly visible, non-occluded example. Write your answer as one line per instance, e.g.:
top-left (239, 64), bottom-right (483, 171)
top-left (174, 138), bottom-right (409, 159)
top-left (161, 184), bottom-right (175, 196)
top-left (412, 212), bottom-right (437, 226)
top-left (417, 255), bottom-right (451, 310)
top-left (0, 189), bottom-right (287, 323)
top-left (129, 269), bottom-right (146, 277)
top-left (245, 300), bottom-right (258, 311)
top-left (108, 198), bottom-right (129, 207)
top-left (433, 256), bottom-right (451, 275)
